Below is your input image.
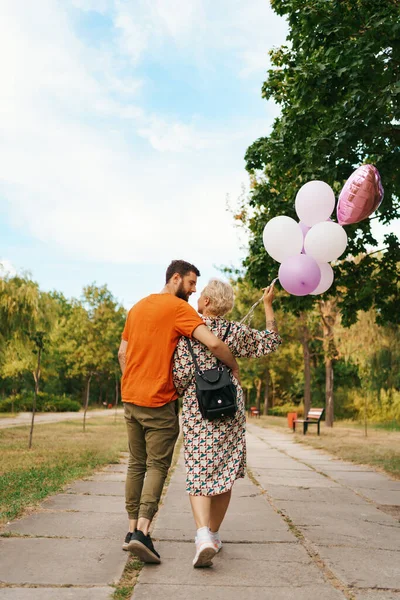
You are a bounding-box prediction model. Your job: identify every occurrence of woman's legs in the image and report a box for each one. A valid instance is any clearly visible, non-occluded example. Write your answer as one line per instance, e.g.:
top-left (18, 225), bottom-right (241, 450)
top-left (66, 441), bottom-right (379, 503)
top-left (189, 489), bottom-right (233, 532)
top-left (189, 495), bottom-right (216, 567)
top-left (209, 489), bottom-right (232, 533)
top-left (189, 495), bottom-right (212, 529)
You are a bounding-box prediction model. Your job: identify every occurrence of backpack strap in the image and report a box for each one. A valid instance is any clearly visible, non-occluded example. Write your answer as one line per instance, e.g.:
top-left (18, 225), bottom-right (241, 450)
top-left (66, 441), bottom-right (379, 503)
top-left (185, 322), bottom-right (232, 375)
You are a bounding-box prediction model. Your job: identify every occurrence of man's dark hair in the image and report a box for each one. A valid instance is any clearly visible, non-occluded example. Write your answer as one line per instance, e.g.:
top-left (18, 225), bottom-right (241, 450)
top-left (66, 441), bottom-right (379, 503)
top-left (165, 260), bottom-right (200, 284)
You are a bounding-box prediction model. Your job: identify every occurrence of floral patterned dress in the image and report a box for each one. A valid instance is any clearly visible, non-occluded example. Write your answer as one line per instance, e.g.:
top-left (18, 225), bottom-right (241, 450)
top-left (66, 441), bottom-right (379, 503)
top-left (172, 316), bottom-right (282, 496)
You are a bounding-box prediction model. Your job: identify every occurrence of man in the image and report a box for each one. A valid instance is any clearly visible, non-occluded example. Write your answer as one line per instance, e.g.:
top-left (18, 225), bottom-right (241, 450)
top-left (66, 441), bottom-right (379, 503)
top-left (118, 260), bottom-right (239, 563)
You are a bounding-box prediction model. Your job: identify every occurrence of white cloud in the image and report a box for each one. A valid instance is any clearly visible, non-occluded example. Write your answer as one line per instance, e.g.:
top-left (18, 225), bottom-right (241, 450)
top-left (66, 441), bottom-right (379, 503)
top-left (0, 0), bottom-right (286, 271)
top-left (111, 0), bottom-right (288, 74)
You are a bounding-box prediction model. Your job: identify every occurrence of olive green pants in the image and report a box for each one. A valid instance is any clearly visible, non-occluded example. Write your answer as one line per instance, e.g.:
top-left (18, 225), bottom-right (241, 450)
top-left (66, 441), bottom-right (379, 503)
top-left (124, 401), bottom-right (180, 521)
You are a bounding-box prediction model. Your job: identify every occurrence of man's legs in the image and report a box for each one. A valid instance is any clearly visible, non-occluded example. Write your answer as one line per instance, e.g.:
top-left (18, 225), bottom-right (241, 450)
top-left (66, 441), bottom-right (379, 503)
top-left (124, 403), bottom-right (147, 533)
top-left (137, 401), bottom-right (180, 530)
top-left (126, 401), bottom-right (179, 562)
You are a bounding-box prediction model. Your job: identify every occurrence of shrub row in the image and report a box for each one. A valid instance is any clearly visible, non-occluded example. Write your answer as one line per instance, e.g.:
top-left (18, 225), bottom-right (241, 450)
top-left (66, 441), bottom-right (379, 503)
top-left (0, 393), bottom-right (81, 413)
top-left (268, 404), bottom-right (304, 418)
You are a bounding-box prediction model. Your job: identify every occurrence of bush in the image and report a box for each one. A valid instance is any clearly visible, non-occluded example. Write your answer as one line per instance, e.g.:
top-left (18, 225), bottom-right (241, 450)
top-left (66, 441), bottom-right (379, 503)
top-left (42, 397), bottom-right (81, 412)
top-left (351, 389), bottom-right (400, 423)
top-left (0, 393), bottom-right (81, 413)
top-left (267, 403), bottom-right (304, 418)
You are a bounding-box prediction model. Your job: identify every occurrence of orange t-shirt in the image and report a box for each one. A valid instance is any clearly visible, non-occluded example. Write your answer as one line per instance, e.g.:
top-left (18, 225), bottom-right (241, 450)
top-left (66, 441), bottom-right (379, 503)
top-left (121, 293), bottom-right (204, 407)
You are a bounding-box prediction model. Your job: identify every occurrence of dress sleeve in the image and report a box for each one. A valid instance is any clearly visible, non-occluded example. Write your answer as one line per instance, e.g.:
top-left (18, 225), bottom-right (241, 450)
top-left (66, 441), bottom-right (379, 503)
top-left (228, 321), bottom-right (282, 358)
top-left (172, 336), bottom-right (195, 396)
top-left (175, 301), bottom-right (204, 338)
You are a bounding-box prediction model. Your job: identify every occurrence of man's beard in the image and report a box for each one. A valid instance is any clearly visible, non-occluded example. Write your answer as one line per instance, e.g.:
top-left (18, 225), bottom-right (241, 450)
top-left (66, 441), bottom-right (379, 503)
top-left (176, 282), bottom-right (189, 302)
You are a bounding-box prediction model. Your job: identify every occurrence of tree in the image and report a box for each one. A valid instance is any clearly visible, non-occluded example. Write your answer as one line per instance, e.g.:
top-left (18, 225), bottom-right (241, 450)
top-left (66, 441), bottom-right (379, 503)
top-left (0, 275), bottom-right (40, 339)
top-left (58, 284), bottom-right (126, 431)
top-left (241, 0), bottom-right (400, 424)
top-left (28, 331), bottom-right (46, 449)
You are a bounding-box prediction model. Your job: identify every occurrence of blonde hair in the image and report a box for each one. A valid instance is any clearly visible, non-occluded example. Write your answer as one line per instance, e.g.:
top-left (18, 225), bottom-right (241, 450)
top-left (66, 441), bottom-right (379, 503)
top-left (202, 279), bottom-right (234, 316)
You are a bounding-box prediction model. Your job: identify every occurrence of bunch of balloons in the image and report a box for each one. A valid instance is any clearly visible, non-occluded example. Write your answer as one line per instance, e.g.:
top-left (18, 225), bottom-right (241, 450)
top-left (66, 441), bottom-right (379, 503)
top-left (262, 165), bottom-right (384, 297)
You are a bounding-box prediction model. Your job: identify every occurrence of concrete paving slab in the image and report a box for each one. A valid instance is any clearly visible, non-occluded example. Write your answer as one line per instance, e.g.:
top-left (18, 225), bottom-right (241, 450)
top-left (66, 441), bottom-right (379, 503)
top-left (0, 588), bottom-right (113, 600)
top-left (103, 464), bottom-right (128, 473)
top-left (138, 541), bottom-right (327, 587)
top-left (276, 500), bottom-right (398, 525)
top-left (266, 486), bottom-right (366, 504)
top-left (89, 472), bottom-right (126, 482)
top-left (251, 467), bottom-right (323, 479)
top-left (310, 464), bottom-right (376, 472)
top-left (154, 512), bottom-right (293, 543)
top-left (163, 495), bottom-right (269, 517)
top-left (356, 489), bottom-right (400, 505)
top-left (6, 511), bottom-right (127, 539)
top-left (0, 538), bottom-right (126, 585)
top-left (299, 519), bottom-right (400, 550)
top-left (65, 481), bottom-right (125, 496)
top-left (132, 584), bottom-right (346, 599)
top-left (42, 494), bottom-right (123, 513)
top-left (326, 471), bottom-right (400, 490)
top-left (291, 456), bottom-right (340, 463)
top-left (154, 527), bottom-right (293, 543)
top-left (355, 592), bottom-right (400, 600)
top-left (376, 504), bottom-right (400, 520)
top-left (249, 461), bottom-right (314, 471)
top-left (317, 546), bottom-right (400, 589)
top-left (246, 450), bottom-right (286, 459)
top-left (255, 474), bottom-right (340, 488)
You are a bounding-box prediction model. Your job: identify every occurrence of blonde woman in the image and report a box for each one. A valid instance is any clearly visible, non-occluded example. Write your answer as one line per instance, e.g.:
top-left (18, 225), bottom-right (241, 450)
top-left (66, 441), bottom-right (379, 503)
top-left (173, 279), bottom-right (281, 568)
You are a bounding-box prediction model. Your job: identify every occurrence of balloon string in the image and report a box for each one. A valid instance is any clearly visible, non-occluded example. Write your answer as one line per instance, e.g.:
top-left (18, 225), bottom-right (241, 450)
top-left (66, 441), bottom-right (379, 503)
top-left (239, 277), bottom-right (278, 326)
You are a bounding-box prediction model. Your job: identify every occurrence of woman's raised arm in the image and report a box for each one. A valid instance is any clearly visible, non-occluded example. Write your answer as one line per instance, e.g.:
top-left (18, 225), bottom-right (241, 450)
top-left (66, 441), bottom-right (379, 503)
top-left (263, 283), bottom-right (278, 334)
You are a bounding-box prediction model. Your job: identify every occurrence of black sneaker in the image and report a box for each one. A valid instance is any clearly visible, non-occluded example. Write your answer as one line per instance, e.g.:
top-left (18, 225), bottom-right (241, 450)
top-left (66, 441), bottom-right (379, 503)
top-left (126, 530), bottom-right (161, 564)
top-left (122, 531), bottom-right (133, 551)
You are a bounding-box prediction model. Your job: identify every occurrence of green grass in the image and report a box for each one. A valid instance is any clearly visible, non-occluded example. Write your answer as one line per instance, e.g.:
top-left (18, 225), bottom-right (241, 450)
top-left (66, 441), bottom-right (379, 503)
top-left (111, 556), bottom-right (143, 600)
top-left (372, 420), bottom-right (400, 432)
top-left (0, 417), bottom-right (128, 524)
top-left (253, 415), bottom-right (400, 479)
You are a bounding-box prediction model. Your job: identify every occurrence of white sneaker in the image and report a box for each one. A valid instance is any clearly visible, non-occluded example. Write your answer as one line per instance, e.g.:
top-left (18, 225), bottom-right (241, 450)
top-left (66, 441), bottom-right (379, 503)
top-left (192, 528), bottom-right (217, 568)
top-left (210, 531), bottom-right (222, 553)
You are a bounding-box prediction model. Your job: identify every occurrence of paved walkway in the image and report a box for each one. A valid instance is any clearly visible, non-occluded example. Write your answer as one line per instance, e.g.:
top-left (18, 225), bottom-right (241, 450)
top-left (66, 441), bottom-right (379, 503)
top-left (0, 408), bottom-right (124, 429)
top-left (134, 423), bottom-right (400, 600)
top-left (1, 424), bottom-right (399, 599)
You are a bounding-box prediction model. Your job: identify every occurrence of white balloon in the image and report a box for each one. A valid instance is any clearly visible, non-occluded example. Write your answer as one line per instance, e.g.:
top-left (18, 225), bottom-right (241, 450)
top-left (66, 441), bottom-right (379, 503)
top-left (263, 216), bottom-right (303, 263)
top-left (304, 221), bottom-right (348, 263)
top-left (310, 263), bottom-right (334, 295)
top-left (295, 181), bottom-right (335, 227)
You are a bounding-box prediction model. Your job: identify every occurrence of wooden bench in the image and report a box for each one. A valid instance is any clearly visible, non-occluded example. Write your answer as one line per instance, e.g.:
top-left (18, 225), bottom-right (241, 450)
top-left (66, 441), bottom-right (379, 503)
top-left (293, 408), bottom-right (324, 435)
top-left (248, 406), bottom-right (260, 418)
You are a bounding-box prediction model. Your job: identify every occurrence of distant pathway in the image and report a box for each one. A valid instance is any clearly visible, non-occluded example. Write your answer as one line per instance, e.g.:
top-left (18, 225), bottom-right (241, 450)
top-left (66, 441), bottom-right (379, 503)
top-left (0, 408), bottom-right (124, 429)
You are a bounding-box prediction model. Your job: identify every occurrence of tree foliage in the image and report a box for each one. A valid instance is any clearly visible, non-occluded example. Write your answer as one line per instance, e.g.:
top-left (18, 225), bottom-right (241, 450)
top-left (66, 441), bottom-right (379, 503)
top-left (0, 275), bottom-right (126, 414)
top-left (242, 0), bottom-right (399, 326)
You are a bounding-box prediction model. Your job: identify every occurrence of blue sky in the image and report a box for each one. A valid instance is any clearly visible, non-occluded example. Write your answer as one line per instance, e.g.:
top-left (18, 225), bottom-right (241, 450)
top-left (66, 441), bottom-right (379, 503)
top-left (0, 0), bottom-right (288, 309)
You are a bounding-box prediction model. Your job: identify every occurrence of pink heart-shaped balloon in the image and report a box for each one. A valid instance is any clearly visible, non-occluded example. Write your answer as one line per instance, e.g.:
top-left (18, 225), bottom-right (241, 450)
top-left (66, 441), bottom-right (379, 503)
top-left (337, 164), bottom-right (384, 226)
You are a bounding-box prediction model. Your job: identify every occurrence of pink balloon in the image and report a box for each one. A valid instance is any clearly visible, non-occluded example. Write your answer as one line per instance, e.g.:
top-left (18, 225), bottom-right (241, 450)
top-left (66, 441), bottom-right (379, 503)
top-left (299, 222), bottom-right (311, 236)
top-left (337, 164), bottom-right (384, 226)
top-left (278, 255), bottom-right (321, 297)
top-left (299, 222), bottom-right (311, 253)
